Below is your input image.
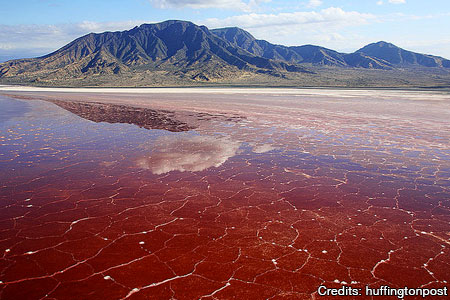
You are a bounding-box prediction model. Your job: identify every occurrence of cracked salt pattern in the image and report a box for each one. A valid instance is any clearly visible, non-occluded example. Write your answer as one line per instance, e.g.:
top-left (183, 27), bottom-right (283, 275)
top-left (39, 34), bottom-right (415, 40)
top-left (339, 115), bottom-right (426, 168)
top-left (0, 91), bottom-right (449, 300)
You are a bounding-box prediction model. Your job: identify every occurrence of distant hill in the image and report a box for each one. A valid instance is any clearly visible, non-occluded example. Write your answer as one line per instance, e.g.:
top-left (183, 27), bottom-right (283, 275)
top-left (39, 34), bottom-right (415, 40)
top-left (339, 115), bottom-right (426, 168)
top-left (1, 20), bottom-right (449, 87)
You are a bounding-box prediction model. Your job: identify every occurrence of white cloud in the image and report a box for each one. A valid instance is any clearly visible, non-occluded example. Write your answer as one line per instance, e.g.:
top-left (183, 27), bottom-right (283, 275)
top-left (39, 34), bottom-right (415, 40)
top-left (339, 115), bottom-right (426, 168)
top-left (306, 0), bottom-right (322, 8)
top-left (385, 38), bottom-right (450, 58)
top-left (201, 6), bottom-right (382, 55)
top-left (205, 7), bottom-right (375, 29)
top-left (136, 135), bottom-right (240, 174)
top-left (377, 0), bottom-right (406, 5)
top-left (0, 44), bottom-right (14, 50)
top-left (149, 0), bottom-right (270, 12)
top-left (0, 21), bottom-right (152, 59)
top-left (204, 7), bottom-right (376, 54)
top-left (76, 20), bottom-right (147, 32)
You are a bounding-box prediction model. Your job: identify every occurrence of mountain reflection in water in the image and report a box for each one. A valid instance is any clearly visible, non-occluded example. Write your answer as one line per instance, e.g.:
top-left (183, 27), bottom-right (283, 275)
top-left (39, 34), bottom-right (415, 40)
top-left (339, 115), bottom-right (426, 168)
top-left (137, 135), bottom-right (241, 174)
top-left (50, 100), bottom-right (194, 132)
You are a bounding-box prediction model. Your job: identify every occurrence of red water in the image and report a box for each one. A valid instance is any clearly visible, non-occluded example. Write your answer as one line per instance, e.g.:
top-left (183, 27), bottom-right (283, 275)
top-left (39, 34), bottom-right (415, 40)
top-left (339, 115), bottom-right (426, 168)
top-left (0, 92), bottom-right (449, 300)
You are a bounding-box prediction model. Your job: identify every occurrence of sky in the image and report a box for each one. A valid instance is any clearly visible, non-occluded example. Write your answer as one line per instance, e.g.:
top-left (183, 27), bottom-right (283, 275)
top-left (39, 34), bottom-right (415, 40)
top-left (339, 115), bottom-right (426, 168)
top-left (1, 0), bottom-right (450, 62)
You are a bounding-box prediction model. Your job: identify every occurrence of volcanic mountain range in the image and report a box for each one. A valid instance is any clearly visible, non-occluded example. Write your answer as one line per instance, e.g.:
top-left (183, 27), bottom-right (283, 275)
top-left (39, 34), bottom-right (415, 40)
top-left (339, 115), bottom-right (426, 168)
top-left (1, 20), bottom-right (449, 87)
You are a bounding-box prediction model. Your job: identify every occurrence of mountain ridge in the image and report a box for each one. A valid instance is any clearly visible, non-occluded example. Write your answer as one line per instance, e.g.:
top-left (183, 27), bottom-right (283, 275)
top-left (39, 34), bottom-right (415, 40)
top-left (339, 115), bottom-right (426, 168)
top-left (211, 27), bottom-right (450, 69)
top-left (1, 20), bottom-right (449, 87)
top-left (0, 20), bottom-right (310, 82)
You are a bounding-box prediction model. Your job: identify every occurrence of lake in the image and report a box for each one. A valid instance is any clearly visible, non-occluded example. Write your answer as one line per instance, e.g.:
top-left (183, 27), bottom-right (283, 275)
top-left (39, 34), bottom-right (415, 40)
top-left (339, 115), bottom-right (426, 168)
top-left (0, 88), bottom-right (449, 299)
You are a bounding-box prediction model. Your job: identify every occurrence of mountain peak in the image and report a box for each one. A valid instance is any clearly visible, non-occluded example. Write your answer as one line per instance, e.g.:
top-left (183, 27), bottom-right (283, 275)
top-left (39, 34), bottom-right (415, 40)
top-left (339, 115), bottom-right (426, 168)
top-left (357, 41), bottom-right (449, 67)
top-left (139, 20), bottom-right (194, 27)
top-left (371, 41), bottom-right (397, 47)
top-left (359, 41), bottom-right (399, 51)
top-left (211, 27), bottom-right (257, 45)
top-left (134, 20), bottom-right (201, 33)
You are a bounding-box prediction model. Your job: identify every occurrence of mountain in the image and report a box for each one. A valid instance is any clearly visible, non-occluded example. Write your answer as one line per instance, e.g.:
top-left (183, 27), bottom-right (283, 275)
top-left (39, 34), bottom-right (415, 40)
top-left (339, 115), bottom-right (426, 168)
top-left (211, 27), bottom-right (450, 70)
top-left (211, 27), bottom-right (303, 63)
top-left (0, 20), bottom-right (309, 84)
top-left (357, 41), bottom-right (450, 68)
top-left (210, 27), bottom-right (392, 68)
top-left (0, 20), bottom-right (449, 87)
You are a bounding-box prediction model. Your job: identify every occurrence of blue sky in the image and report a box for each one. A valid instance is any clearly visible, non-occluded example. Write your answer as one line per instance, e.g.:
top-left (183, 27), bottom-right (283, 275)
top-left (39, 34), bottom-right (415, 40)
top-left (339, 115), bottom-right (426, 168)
top-left (1, 0), bottom-right (449, 62)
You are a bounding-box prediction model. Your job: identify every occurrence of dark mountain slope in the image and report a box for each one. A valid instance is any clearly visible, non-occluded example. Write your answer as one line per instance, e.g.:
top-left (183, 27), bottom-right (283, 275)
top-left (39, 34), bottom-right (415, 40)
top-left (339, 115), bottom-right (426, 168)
top-left (211, 27), bottom-right (391, 68)
top-left (0, 20), bottom-right (309, 83)
top-left (211, 27), bottom-right (303, 63)
top-left (211, 27), bottom-right (449, 70)
top-left (357, 41), bottom-right (450, 68)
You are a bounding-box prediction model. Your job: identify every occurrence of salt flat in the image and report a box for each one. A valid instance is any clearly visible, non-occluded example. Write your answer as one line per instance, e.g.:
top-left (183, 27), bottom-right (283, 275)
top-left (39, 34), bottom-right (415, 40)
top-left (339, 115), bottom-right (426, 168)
top-left (0, 87), bottom-right (449, 299)
top-left (1, 85), bottom-right (449, 100)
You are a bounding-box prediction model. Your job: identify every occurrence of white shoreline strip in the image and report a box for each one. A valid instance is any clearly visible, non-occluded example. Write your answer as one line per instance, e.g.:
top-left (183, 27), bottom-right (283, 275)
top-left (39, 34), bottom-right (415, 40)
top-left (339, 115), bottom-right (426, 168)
top-left (0, 85), bottom-right (449, 100)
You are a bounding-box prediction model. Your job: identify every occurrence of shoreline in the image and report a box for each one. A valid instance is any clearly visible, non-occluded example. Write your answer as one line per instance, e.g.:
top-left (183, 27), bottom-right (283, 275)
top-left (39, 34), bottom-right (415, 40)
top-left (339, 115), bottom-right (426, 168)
top-left (1, 84), bottom-right (450, 92)
top-left (2, 85), bottom-right (449, 139)
top-left (1, 85), bottom-right (449, 100)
